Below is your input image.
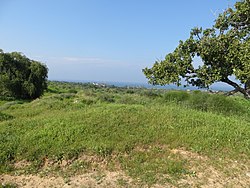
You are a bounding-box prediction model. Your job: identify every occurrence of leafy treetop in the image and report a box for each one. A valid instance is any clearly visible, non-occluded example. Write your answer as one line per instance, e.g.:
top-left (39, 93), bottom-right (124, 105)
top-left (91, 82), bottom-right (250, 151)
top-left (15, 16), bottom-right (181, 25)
top-left (143, 0), bottom-right (250, 99)
top-left (0, 50), bottom-right (48, 99)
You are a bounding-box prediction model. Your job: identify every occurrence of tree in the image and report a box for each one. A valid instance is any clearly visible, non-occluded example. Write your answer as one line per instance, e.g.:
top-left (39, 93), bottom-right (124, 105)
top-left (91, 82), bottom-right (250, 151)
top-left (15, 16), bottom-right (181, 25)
top-left (0, 50), bottom-right (48, 99)
top-left (143, 0), bottom-right (250, 99)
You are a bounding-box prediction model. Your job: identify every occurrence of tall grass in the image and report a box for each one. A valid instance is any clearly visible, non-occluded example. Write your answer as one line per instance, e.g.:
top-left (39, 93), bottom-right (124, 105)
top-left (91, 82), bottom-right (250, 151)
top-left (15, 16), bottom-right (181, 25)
top-left (162, 90), bottom-right (250, 118)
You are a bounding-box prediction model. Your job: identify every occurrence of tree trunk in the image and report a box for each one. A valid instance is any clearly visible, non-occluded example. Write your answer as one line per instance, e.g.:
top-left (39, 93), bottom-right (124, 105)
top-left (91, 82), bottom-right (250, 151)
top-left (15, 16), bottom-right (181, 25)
top-left (245, 80), bottom-right (250, 99)
top-left (222, 78), bottom-right (250, 99)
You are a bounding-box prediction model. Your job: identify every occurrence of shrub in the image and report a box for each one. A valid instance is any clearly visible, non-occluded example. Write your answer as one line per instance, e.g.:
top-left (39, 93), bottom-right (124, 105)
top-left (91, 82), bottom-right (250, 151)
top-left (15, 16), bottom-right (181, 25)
top-left (0, 112), bottom-right (14, 121)
top-left (98, 94), bottom-right (115, 103)
top-left (140, 90), bottom-right (160, 98)
top-left (186, 92), bottom-right (247, 116)
top-left (0, 50), bottom-right (48, 99)
top-left (187, 92), bottom-right (210, 111)
top-left (163, 91), bottom-right (190, 102)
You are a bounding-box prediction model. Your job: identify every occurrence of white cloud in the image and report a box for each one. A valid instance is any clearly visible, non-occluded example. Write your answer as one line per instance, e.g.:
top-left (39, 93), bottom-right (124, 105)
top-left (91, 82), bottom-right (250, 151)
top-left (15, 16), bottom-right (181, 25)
top-left (31, 55), bottom-right (145, 68)
top-left (62, 57), bottom-right (102, 62)
top-left (37, 56), bottom-right (110, 65)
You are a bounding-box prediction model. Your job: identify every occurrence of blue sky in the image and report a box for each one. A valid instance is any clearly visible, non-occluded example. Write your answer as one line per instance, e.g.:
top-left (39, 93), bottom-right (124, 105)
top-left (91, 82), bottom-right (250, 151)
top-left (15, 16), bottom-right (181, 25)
top-left (0, 0), bottom-right (237, 84)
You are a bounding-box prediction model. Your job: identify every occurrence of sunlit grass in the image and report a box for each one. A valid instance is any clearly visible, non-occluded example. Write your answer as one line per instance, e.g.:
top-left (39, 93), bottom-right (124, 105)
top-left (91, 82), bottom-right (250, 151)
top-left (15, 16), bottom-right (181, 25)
top-left (0, 82), bottom-right (250, 185)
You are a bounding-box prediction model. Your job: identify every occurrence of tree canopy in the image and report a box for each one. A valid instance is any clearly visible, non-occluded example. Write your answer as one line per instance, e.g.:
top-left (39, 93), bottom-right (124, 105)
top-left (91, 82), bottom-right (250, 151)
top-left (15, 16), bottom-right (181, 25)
top-left (143, 0), bottom-right (250, 99)
top-left (0, 50), bottom-right (48, 99)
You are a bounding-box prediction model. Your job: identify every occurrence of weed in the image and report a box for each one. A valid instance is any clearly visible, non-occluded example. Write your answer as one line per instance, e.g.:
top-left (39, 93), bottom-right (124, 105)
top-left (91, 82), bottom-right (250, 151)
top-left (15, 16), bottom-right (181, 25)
top-left (117, 178), bottom-right (128, 187)
top-left (0, 183), bottom-right (17, 188)
top-left (98, 94), bottom-right (115, 103)
top-left (163, 90), bottom-right (190, 103)
top-left (0, 112), bottom-right (13, 122)
top-left (94, 146), bottom-right (113, 157)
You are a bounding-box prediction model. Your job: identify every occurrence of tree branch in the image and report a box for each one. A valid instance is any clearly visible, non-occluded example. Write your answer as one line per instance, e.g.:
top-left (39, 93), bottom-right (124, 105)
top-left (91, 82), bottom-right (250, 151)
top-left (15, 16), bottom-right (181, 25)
top-left (222, 78), bottom-right (242, 90)
top-left (245, 80), bottom-right (250, 90)
top-left (221, 77), bottom-right (249, 98)
top-left (225, 89), bottom-right (238, 96)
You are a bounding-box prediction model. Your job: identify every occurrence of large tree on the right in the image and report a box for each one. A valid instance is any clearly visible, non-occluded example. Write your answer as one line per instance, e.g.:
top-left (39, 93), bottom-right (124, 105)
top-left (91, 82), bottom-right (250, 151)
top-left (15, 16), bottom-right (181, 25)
top-left (143, 0), bottom-right (250, 99)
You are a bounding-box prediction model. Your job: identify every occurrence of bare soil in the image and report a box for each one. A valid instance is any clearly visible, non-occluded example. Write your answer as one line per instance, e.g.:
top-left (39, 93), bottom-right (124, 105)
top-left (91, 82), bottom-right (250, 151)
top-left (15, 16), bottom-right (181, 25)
top-left (1, 148), bottom-right (250, 188)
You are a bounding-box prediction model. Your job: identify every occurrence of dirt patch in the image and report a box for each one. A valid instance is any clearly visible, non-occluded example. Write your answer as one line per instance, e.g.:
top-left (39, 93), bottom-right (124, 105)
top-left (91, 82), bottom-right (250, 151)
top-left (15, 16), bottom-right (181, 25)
top-left (14, 160), bottom-right (32, 169)
top-left (1, 171), bottom-right (133, 188)
top-left (1, 148), bottom-right (250, 187)
top-left (1, 174), bottom-right (66, 188)
top-left (171, 148), bottom-right (250, 188)
top-left (179, 164), bottom-right (250, 188)
top-left (171, 148), bottom-right (208, 161)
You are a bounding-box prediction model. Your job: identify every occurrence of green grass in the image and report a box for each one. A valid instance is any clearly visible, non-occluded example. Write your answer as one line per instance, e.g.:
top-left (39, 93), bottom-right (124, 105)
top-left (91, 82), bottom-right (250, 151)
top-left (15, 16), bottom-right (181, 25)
top-left (0, 81), bottom-right (250, 186)
top-left (0, 183), bottom-right (17, 188)
top-left (119, 146), bottom-right (186, 185)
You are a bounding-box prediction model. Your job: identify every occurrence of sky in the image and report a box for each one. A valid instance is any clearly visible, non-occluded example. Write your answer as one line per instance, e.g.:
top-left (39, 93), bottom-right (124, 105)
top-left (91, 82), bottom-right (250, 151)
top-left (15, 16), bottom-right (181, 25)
top-left (0, 0), bottom-right (238, 84)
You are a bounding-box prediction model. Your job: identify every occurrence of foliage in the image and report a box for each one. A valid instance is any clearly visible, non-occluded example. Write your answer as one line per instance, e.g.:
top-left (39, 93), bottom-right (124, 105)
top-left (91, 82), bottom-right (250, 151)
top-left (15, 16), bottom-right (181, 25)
top-left (143, 0), bottom-right (250, 99)
top-left (0, 50), bottom-right (48, 99)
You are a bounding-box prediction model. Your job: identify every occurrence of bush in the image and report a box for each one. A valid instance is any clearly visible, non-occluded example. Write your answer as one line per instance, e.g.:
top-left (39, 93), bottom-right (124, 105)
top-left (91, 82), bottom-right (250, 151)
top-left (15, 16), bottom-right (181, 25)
top-left (98, 94), bottom-right (115, 103)
top-left (140, 90), bottom-right (160, 98)
top-left (187, 92), bottom-right (247, 116)
top-left (163, 91), bottom-right (190, 102)
top-left (187, 92), bottom-right (210, 111)
top-left (67, 89), bottom-right (78, 94)
top-left (0, 112), bottom-right (14, 121)
top-left (0, 50), bottom-right (48, 99)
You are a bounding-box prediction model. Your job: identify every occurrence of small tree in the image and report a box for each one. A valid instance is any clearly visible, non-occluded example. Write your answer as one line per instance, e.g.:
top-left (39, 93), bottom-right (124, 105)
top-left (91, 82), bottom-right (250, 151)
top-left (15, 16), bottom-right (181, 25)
top-left (143, 0), bottom-right (250, 99)
top-left (0, 50), bottom-right (48, 99)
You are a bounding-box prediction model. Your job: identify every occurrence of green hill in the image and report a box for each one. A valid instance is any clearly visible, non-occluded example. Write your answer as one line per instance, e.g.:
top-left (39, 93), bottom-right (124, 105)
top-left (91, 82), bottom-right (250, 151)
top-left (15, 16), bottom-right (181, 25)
top-left (1, 81), bottom-right (250, 187)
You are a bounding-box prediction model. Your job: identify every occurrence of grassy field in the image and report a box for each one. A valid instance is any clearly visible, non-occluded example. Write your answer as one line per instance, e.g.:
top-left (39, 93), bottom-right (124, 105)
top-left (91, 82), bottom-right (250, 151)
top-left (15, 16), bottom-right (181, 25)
top-left (1, 81), bottom-right (250, 187)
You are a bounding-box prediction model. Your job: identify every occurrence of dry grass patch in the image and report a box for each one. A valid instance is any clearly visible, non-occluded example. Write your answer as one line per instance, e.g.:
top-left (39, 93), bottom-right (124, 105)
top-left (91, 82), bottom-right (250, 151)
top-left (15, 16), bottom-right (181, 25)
top-left (1, 148), bottom-right (250, 187)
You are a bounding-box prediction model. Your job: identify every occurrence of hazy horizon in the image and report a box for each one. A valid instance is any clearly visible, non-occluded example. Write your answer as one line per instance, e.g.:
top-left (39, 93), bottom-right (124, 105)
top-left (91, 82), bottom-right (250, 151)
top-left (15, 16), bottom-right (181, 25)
top-left (49, 78), bottom-right (234, 91)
